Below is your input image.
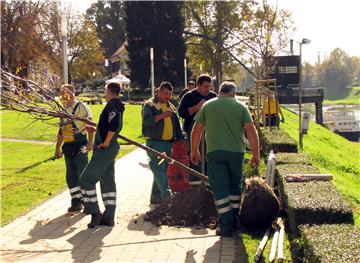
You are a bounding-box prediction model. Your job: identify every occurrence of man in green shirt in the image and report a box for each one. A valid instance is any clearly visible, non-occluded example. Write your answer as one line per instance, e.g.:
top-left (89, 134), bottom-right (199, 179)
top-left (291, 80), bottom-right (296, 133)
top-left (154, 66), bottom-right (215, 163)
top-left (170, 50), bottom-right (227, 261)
top-left (191, 81), bottom-right (260, 237)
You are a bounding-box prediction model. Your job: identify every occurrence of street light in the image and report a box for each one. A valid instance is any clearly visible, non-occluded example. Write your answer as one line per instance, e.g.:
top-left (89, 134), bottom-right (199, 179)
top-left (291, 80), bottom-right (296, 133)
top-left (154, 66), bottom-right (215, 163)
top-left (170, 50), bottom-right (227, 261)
top-left (299, 38), bottom-right (311, 149)
top-left (60, 10), bottom-right (68, 84)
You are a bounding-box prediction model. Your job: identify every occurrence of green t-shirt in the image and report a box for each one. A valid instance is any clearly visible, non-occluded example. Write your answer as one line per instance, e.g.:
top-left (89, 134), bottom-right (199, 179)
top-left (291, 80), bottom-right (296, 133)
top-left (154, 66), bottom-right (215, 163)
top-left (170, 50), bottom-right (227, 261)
top-left (195, 96), bottom-right (253, 154)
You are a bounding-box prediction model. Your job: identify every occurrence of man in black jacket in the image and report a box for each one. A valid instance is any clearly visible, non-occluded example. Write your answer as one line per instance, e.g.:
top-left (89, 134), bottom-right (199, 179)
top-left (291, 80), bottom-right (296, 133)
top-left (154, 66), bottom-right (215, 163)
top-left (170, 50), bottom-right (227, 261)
top-left (178, 75), bottom-right (217, 185)
top-left (80, 82), bottom-right (125, 228)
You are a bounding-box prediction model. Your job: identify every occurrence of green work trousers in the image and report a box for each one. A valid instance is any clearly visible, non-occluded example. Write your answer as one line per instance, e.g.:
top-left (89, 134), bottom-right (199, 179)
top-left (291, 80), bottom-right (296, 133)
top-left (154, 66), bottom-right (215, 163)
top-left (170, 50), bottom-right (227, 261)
top-left (80, 142), bottom-right (119, 219)
top-left (186, 132), bottom-right (208, 187)
top-left (146, 139), bottom-right (172, 204)
top-left (64, 153), bottom-right (88, 206)
top-left (207, 150), bottom-right (244, 233)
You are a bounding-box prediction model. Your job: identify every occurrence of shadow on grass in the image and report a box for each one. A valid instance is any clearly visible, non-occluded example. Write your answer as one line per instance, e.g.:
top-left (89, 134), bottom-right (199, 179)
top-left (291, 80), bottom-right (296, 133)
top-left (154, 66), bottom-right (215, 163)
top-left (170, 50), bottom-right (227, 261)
top-left (15, 156), bottom-right (56, 174)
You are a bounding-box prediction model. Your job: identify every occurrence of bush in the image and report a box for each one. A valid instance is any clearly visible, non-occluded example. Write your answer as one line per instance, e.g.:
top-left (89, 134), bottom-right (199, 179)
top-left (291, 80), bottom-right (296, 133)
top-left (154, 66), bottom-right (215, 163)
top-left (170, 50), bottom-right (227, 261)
top-left (277, 164), bottom-right (354, 237)
top-left (260, 128), bottom-right (298, 154)
top-left (300, 224), bottom-right (360, 263)
top-left (275, 152), bottom-right (312, 165)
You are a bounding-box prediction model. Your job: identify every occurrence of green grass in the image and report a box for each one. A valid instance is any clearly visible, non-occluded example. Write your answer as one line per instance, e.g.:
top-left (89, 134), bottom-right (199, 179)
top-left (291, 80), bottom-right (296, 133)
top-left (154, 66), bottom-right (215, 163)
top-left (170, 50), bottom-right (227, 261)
top-left (1, 142), bottom-right (65, 225)
top-left (0, 141), bottom-right (135, 226)
top-left (324, 86), bottom-right (360, 105)
top-left (239, 230), bottom-right (292, 263)
top-left (0, 104), bottom-right (145, 143)
top-left (281, 108), bottom-right (360, 225)
top-left (0, 104), bottom-right (142, 225)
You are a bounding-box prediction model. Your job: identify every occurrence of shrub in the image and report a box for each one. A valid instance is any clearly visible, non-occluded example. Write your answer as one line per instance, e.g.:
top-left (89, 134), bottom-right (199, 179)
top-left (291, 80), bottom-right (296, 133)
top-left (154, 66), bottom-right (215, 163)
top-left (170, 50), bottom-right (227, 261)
top-left (277, 164), bottom-right (354, 237)
top-left (260, 128), bottom-right (298, 154)
top-left (300, 224), bottom-right (360, 263)
top-left (275, 152), bottom-right (312, 165)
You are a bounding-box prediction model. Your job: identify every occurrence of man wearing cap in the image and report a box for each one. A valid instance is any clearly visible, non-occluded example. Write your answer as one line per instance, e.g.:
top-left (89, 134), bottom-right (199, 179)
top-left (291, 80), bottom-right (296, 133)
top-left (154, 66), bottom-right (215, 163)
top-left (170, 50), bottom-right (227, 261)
top-left (178, 74), bottom-right (217, 186)
top-left (191, 81), bottom-right (260, 237)
top-left (80, 82), bottom-right (125, 228)
top-left (55, 84), bottom-right (93, 213)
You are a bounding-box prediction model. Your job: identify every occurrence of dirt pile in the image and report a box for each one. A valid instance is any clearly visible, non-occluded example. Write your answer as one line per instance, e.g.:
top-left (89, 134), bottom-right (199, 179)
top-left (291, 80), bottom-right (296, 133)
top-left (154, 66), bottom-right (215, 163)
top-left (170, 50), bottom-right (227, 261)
top-left (239, 177), bottom-right (280, 229)
top-left (144, 185), bottom-right (218, 228)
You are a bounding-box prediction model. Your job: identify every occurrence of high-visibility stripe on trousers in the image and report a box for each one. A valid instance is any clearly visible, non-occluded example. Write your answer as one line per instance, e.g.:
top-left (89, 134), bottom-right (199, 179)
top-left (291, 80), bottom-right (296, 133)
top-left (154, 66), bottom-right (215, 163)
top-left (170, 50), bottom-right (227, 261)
top-left (207, 150), bottom-right (244, 233)
top-left (69, 186), bottom-right (83, 200)
top-left (64, 152), bottom-right (88, 206)
top-left (80, 141), bottom-right (119, 220)
top-left (102, 192), bottom-right (116, 206)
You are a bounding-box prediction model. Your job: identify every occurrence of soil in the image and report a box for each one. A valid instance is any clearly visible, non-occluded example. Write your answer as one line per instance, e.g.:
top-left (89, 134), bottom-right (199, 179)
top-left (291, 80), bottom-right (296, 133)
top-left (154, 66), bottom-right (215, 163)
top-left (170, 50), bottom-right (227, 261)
top-left (144, 184), bottom-right (218, 228)
top-left (239, 177), bottom-right (280, 229)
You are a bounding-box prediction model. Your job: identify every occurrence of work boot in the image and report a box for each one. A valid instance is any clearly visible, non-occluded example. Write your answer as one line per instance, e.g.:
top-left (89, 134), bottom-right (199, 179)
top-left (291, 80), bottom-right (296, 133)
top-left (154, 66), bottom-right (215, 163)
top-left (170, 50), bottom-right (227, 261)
top-left (87, 212), bottom-right (103, 228)
top-left (215, 227), bottom-right (233, 238)
top-left (67, 203), bottom-right (83, 212)
top-left (100, 217), bottom-right (115, 227)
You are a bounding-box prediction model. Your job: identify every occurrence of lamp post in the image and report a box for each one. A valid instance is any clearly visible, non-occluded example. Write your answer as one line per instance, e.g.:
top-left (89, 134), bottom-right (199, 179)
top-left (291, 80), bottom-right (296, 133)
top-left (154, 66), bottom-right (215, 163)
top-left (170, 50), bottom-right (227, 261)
top-left (299, 38), bottom-right (311, 149)
top-left (150, 47), bottom-right (155, 97)
top-left (60, 10), bottom-right (68, 84)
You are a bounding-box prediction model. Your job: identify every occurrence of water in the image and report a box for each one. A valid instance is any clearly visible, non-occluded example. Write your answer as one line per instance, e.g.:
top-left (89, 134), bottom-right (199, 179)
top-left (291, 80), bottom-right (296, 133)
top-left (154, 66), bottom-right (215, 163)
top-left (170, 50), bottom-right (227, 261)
top-left (284, 104), bottom-right (360, 121)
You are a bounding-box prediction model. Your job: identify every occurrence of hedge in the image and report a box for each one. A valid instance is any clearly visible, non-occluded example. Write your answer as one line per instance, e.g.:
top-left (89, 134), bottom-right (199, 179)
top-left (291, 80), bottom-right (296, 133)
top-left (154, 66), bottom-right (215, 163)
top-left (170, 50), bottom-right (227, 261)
top-left (277, 164), bottom-right (354, 237)
top-left (260, 128), bottom-right (298, 154)
top-left (300, 224), bottom-right (360, 263)
top-left (275, 152), bottom-right (312, 165)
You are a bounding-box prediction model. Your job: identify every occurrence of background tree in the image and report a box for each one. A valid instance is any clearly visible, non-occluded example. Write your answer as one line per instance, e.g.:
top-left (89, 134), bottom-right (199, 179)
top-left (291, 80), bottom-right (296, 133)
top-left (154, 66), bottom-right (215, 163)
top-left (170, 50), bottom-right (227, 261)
top-left (86, 1), bottom-right (126, 59)
top-left (318, 48), bottom-right (354, 98)
top-left (183, 1), bottom-right (253, 86)
top-left (125, 1), bottom-right (186, 91)
top-left (183, 0), bottom-right (293, 85)
top-left (1, 1), bottom-right (55, 76)
top-left (67, 15), bottom-right (105, 82)
top-left (241, 0), bottom-right (294, 79)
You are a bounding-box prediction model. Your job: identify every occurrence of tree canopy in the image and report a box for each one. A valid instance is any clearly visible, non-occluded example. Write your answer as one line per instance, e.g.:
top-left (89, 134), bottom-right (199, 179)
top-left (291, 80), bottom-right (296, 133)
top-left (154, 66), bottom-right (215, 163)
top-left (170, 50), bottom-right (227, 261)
top-left (125, 1), bottom-right (186, 91)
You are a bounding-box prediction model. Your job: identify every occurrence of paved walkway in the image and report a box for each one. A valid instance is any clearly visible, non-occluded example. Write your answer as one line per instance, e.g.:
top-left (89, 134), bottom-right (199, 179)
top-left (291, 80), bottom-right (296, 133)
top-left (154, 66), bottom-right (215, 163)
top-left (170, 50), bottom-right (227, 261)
top-left (0, 149), bottom-right (246, 263)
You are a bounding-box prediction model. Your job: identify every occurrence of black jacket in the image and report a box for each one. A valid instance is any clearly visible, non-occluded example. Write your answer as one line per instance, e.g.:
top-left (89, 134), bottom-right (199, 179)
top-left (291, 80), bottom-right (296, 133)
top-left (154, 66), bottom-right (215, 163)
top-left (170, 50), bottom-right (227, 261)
top-left (96, 98), bottom-right (125, 144)
top-left (178, 89), bottom-right (217, 134)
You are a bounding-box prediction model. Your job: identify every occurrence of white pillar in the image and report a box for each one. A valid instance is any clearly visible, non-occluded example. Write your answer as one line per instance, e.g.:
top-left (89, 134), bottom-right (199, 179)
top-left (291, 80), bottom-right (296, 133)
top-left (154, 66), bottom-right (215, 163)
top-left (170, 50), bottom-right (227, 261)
top-left (61, 11), bottom-right (68, 84)
top-left (184, 58), bottom-right (187, 88)
top-left (150, 47), bottom-right (155, 97)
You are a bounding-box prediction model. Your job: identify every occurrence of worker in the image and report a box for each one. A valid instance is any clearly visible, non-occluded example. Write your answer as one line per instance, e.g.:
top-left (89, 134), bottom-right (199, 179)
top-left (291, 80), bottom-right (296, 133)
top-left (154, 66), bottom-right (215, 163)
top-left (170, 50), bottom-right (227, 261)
top-left (80, 82), bottom-right (125, 228)
top-left (55, 84), bottom-right (93, 213)
top-left (262, 93), bottom-right (285, 127)
top-left (178, 74), bottom-right (217, 185)
top-left (142, 82), bottom-right (183, 208)
top-left (178, 80), bottom-right (196, 100)
top-left (191, 81), bottom-right (260, 237)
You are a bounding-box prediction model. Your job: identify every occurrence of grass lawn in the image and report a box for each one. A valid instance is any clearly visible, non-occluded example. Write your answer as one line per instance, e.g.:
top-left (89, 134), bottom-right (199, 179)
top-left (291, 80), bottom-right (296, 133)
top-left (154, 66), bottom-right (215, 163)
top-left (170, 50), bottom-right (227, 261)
top-left (0, 104), bottom-right (145, 144)
top-left (323, 86), bottom-right (360, 105)
top-left (280, 108), bottom-right (360, 225)
top-left (0, 141), bottom-right (135, 226)
top-left (1, 103), bottom-right (142, 226)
